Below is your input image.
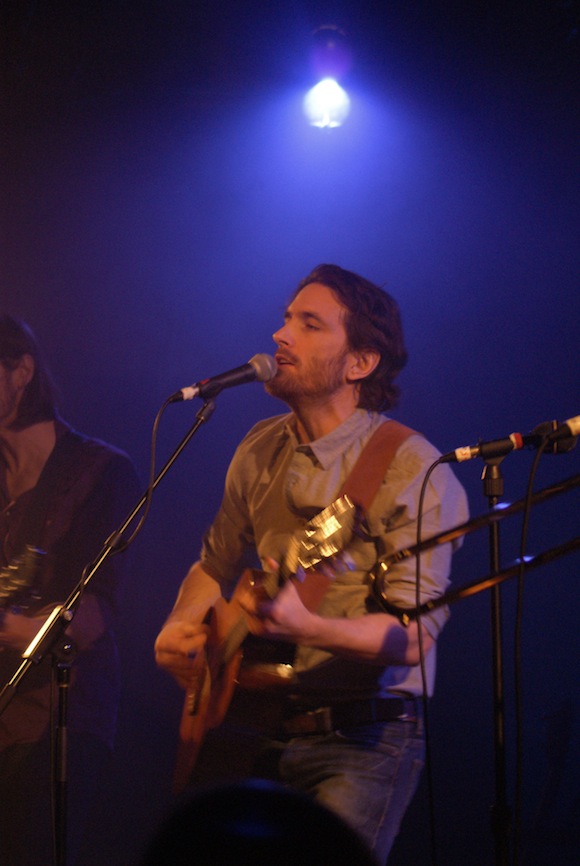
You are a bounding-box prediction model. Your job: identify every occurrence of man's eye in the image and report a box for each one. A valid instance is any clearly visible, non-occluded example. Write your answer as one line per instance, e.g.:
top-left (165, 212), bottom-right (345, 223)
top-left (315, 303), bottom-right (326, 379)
top-left (305, 323), bottom-right (320, 330)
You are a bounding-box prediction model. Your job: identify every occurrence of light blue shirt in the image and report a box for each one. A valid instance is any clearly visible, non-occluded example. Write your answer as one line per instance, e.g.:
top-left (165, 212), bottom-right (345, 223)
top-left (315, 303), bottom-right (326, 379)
top-left (201, 409), bottom-right (469, 699)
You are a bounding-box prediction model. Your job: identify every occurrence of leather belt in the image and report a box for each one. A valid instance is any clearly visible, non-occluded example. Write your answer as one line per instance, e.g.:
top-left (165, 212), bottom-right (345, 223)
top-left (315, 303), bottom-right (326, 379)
top-left (280, 697), bottom-right (418, 736)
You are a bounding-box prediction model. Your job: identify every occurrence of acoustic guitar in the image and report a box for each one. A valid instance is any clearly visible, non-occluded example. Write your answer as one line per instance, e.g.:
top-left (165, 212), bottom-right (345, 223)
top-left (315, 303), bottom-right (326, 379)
top-left (0, 545), bottom-right (44, 624)
top-left (173, 495), bottom-right (363, 793)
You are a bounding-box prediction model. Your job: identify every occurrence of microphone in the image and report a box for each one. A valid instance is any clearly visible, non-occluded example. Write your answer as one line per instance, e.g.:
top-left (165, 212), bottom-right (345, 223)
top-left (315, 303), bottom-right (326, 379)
top-left (440, 416), bottom-right (580, 463)
top-left (170, 354), bottom-right (277, 402)
top-left (549, 415), bottom-right (580, 441)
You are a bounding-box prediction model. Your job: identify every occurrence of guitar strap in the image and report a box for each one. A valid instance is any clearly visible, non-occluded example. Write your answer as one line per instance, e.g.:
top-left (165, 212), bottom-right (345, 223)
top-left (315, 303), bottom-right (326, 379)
top-left (340, 419), bottom-right (419, 512)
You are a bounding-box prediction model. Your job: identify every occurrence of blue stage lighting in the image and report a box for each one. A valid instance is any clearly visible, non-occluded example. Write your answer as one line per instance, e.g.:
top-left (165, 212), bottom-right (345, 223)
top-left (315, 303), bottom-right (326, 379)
top-left (303, 78), bottom-right (351, 128)
top-left (304, 25), bottom-right (352, 128)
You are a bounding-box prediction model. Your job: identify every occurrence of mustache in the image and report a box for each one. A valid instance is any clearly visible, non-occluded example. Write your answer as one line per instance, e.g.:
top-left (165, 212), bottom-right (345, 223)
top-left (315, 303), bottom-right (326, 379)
top-left (275, 350), bottom-right (298, 365)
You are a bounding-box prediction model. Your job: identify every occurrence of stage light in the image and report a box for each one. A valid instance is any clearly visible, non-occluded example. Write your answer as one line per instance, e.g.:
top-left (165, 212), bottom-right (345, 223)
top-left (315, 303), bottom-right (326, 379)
top-left (304, 25), bottom-right (353, 129)
top-left (303, 79), bottom-right (351, 128)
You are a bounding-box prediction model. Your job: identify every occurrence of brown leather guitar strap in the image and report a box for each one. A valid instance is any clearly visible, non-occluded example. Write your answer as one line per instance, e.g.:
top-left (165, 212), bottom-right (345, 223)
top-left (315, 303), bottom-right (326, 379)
top-left (340, 419), bottom-right (419, 512)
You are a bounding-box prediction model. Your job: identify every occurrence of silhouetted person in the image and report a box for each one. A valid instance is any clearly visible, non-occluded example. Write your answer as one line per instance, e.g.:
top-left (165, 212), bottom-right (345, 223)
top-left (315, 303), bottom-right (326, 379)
top-left (0, 313), bottom-right (140, 865)
top-left (140, 778), bottom-right (379, 865)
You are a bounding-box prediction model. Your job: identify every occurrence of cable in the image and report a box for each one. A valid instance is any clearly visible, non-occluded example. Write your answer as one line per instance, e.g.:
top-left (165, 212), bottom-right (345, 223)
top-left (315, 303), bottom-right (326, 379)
top-left (414, 457), bottom-right (447, 866)
top-left (513, 432), bottom-right (553, 865)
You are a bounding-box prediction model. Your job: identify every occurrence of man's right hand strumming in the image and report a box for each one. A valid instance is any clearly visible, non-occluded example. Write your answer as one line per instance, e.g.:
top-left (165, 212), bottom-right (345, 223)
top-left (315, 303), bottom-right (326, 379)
top-left (154, 619), bottom-right (211, 689)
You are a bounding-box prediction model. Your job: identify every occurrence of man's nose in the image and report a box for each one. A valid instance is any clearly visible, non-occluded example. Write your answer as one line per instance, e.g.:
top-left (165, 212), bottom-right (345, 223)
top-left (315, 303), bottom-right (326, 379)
top-left (273, 323), bottom-right (292, 346)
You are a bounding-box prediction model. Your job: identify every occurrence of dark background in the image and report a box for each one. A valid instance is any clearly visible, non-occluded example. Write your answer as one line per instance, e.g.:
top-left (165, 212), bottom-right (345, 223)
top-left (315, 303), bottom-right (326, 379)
top-left (2, 2), bottom-right (579, 863)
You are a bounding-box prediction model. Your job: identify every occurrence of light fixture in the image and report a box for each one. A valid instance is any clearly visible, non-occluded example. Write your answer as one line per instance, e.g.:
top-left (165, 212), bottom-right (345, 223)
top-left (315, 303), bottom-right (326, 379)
top-left (304, 25), bottom-right (353, 129)
top-left (303, 79), bottom-right (350, 128)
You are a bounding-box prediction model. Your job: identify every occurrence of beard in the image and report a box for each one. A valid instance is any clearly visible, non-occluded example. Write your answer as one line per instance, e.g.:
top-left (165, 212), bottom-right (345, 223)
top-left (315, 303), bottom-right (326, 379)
top-left (265, 349), bottom-right (349, 407)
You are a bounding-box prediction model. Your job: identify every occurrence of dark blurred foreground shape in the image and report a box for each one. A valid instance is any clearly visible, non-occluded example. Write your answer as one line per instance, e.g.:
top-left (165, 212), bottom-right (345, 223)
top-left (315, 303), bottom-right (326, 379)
top-left (138, 777), bottom-right (378, 866)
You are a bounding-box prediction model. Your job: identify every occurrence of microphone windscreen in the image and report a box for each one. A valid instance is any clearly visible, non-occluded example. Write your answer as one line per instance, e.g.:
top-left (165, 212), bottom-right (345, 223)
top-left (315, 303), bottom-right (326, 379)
top-left (249, 354), bottom-right (278, 383)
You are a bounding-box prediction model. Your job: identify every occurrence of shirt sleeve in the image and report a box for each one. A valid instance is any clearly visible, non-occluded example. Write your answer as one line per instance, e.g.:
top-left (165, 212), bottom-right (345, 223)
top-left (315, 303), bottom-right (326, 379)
top-left (368, 434), bottom-right (469, 639)
top-left (200, 443), bottom-right (258, 593)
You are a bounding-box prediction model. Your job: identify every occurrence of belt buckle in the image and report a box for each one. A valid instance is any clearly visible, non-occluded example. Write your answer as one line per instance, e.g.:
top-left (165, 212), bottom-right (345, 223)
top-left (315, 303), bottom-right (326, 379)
top-left (309, 706), bottom-right (333, 733)
top-left (393, 699), bottom-right (417, 722)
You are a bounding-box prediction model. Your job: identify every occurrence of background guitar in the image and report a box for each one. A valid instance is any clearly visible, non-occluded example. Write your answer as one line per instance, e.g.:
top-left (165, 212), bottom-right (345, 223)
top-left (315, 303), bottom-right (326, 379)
top-left (0, 546), bottom-right (44, 632)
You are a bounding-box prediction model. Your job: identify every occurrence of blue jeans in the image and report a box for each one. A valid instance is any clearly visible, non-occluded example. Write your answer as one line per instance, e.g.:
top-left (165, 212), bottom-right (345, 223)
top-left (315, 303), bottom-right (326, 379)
top-left (191, 697), bottom-right (425, 865)
top-left (273, 715), bottom-right (425, 864)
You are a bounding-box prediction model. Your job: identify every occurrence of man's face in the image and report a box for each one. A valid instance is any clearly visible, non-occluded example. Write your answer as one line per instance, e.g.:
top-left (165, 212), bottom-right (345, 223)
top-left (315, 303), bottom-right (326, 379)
top-left (266, 282), bottom-right (355, 405)
top-left (0, 360), bottom-right (22, 429)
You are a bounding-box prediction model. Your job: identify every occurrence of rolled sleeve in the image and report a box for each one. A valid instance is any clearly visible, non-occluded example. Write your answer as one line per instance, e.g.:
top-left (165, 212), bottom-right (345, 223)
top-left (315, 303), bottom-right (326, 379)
top-left (200, 456), bottom-right (257, 593)
top-left (369, 435), bottom-right (469, 639)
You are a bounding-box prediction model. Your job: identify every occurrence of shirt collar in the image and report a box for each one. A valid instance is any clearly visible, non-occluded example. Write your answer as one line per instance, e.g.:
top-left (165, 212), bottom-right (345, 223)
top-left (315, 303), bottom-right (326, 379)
top-left (283, 409), bottom-right (376, 470)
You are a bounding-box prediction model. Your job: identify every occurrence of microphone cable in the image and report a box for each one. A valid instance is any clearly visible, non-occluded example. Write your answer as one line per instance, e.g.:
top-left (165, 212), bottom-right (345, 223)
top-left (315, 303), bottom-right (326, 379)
top-left (414, 456), bottom-right (447, 866)
top-left (512, 429), bottom-right (565, 865)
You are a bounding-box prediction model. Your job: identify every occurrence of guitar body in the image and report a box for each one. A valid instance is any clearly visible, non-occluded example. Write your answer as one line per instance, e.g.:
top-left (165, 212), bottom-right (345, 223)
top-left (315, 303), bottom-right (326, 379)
top-left (202, 567), bottom-right (274, 722)
top-left (172, 496), bottom-right (361, 794)
top-left (173, 568), bottom-right (260, 794)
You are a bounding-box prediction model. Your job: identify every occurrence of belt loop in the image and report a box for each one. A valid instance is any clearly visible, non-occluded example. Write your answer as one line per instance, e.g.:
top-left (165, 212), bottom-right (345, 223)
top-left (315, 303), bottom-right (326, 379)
top-left (316, 707), bottom-right (333, 732)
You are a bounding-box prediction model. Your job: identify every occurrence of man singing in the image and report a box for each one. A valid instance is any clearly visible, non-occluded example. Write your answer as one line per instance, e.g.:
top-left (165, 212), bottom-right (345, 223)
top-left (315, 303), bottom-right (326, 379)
top-left (154, 264), bottom-right (468, 863)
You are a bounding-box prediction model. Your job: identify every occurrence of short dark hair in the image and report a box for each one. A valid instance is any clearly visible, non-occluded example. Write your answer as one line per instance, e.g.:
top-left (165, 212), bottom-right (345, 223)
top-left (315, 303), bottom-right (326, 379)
top-left (0, 314), bottom-right (58, 429)
top-left (294, 264), bottom-right (408, 412)
top-left (140, 778), bottom-right (377, 866)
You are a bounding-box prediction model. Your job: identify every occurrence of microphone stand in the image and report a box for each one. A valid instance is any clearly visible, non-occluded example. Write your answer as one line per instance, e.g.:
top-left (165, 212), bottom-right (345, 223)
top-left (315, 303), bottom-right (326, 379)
top-left (374, 472), bottom-right (580, 866)
top-left (375, 466), bottom-right (580, 866)
top-left (482, 459), bottom-right (511, 866)
top-left (54, 639), bottom-right (77, 866)
top-left (0, 398), bottom-right (217, 866)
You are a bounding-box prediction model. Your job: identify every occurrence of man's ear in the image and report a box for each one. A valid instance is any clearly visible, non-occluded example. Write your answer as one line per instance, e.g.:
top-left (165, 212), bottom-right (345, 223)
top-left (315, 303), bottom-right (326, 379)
top-left (346, 350), bottom-right (380, 383)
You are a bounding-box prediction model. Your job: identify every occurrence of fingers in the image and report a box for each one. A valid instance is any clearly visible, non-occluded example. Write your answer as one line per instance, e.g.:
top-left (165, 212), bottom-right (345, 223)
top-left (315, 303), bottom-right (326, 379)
top-left (154, 620), bottom-right (210, 686)
top-left (264, 556), bottom-right (280, 572)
